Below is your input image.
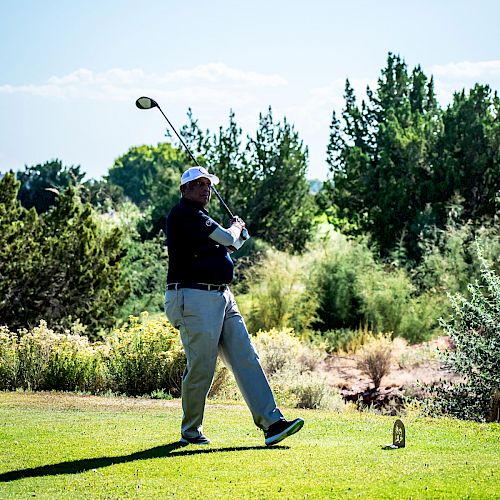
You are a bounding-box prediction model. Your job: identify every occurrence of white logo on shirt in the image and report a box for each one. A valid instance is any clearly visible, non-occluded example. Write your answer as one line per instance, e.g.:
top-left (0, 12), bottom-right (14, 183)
top-left (206, 219), bottom-right (213, 227)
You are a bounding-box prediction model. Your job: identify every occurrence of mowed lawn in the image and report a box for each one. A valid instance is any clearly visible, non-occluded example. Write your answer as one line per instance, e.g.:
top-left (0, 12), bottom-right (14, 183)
top-left (0, 392), bottom-right (498, 499)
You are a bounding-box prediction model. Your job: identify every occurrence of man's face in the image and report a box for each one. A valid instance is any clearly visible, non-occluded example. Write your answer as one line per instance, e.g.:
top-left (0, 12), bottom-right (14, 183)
top-left (182, 177), bottom-right (212, 206)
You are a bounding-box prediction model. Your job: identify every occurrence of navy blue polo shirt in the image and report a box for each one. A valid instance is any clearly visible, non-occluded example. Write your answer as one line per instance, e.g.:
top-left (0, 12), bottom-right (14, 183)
top-left (166, 198), bottom-right (234, 285)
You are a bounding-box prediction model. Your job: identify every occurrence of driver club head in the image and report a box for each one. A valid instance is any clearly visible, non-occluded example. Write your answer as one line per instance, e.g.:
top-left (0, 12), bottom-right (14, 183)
top-left (136, 96), bottom-right (158, 110)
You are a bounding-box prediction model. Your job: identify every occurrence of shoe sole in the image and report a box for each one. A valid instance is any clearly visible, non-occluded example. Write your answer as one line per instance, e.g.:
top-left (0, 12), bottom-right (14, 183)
top-left (179, 437), bottom-right (210, 445)
top-left (265, 418), bottom-right (304, 446)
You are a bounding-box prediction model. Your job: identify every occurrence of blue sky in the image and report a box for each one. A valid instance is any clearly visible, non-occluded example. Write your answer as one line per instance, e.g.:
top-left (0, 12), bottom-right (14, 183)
top-left (1, 0), bottom-right (499, 181)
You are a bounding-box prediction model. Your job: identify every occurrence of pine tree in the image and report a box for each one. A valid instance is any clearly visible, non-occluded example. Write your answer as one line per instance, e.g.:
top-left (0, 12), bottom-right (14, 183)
top-left (0, 173), bottom-right (129, 337)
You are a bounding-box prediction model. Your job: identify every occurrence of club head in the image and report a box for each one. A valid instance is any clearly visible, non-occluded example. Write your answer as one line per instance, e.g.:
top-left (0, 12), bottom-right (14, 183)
top-left (136, 96), bottom-right (158, 110)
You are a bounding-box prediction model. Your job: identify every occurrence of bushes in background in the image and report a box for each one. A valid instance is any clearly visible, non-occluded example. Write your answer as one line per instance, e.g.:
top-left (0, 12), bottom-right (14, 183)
top-left (239, 225), bottom-right (498, 345)
top-left (425, 243), bottom-right (500, 422)
top-left (0, 313), bottom-right (184, 397)
top-left (106, 313), bottom-right (185, 396)
top-left (0, 319), bottom-right (339, 410)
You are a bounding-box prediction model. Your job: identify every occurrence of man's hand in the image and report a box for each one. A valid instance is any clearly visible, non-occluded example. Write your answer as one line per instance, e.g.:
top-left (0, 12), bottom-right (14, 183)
top-left (230, 216), bottom-right (249, 241)
top-left (230, 216), bottom-right (246, 229)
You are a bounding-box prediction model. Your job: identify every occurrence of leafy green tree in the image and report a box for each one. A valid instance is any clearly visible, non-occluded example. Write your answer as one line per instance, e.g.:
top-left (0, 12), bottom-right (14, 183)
top-left (16, 159), bottom-right (86, 213)
top-left (0, 173), bottom-right (129, 337)
top-left (108, 143), bottom-right (189, 235)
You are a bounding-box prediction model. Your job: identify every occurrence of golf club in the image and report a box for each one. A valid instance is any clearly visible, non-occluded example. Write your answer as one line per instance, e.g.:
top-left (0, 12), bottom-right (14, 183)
top-left (135, 96), bottom-right (248, 240)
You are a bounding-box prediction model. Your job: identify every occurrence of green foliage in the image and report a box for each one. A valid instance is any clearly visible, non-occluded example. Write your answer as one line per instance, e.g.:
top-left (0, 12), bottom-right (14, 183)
top-left (427, 243), bottom-right (500, 422)
top-left (0, 173), bottom-right (129, 336)
top-left (16, 159), bottom-right (86, 213)
top-left (309, 233), bottom-right (371, 330)
top-left (308, 325), bottom-right (377, 354)
top-left (0, 321), bottom-right (107, 392)
top-left (434, 85), bottom-right (500, 222)
top-left (0, 314), bottom-right (185, 397)
top-left (308, 232), bottom-right (444, 342)
top-left (105, 313), bottom-right (185, 397)
top-left (321, 52), bottom-right (498, 259)
top-left (107, 143), bottom-right (188, 235)
top-left (97, 203), bottom-right (167, 320)
top-left (238, 247), bottom-right (318, 334)
top-left (245, 108), bottom-right (316, 252)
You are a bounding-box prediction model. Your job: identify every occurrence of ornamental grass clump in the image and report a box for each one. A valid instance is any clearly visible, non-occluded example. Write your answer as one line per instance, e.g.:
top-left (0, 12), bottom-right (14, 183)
top-left (105, 312), bottom-right (185, 396)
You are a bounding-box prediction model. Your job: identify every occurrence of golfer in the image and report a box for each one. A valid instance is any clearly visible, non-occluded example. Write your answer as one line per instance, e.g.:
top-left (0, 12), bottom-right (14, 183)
top-left (165, 166), bottom-right (304, 446)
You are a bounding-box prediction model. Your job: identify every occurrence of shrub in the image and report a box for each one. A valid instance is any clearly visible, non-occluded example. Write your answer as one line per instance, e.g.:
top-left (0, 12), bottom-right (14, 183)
top-left (253, 328), bottom-right (323, 375)
top-left (0, 173), bottom-right (129, 337)
top-left (426, 242), bottom-right (500, 422)
top-left (0, 326), bottom-right (19, 390)
top-left (308, 325), bottom-right (374, 354)
top-left (271, 368), bottom-right (344, 410)
top-left (239, 249), bottom-right (318, 335)
top-left (106, 312), bottom-right (185, 396)
top-left (307, 232), bottom-right (439, 342)
top-left (308, 233), bottom-right (372, 331)
top-left (2, 321), bottom-right (107, 392)
top-left (251, 328), bottom-right (342, 410)
top-left (356, 333), bottom-right (393, 389)
top-left (0, 314), bottom-right (186, 397)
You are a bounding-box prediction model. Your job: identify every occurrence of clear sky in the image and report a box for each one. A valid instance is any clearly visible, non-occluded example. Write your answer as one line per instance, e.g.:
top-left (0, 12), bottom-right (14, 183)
top-left (1, 0), bottom-right (499, 181)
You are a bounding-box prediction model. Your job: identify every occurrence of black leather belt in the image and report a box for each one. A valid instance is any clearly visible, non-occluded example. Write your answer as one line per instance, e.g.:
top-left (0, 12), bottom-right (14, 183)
top-left (167, 283), bottom-right (228, 292)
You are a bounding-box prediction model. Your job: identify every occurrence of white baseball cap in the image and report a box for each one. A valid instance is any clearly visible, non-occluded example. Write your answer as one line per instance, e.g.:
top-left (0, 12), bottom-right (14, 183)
top-left (181, 166), bottom-right (219, 186)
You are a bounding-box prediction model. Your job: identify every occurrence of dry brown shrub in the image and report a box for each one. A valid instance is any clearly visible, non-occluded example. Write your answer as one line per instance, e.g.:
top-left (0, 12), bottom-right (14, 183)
top-left (356, 333), bottom-right (393, 389)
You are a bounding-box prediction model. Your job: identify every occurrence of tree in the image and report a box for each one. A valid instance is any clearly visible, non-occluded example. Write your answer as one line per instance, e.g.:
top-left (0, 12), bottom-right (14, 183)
top-left (16, 159), bottom-right (86, 213)
top-left (107, 143), bottom-right (189, 235)
top-left (434, 84), bottom-right (500, 224)
top-left (0, 173), bottom-right (129, 337)
top-left (323, 53), bottom-right (443, 258)
top-left (322, 53), bottom-right (498, 260)
top-left (245, 107), bottom-right (315, 252)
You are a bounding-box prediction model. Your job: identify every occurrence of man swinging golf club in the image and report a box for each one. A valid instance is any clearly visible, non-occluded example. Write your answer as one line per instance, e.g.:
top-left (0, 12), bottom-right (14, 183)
top-left (164, 165), bottom-right (304, 445)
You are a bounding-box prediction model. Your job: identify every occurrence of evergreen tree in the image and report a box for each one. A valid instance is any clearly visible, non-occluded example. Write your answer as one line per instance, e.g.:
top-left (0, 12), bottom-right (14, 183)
top-left (16, 159), bottom-right (86, 213)
top-left (435, 84), bottom-right (500, 224)
top-left (0, 173), bottom-right (129, 337)
top-left (245, 107), bottom-right (315, 252)
top-left (323, 53), bottom-right (443, 258)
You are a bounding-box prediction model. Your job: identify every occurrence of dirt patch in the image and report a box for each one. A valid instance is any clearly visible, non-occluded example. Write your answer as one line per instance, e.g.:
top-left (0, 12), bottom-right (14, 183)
top-left (320, 336), bottom-right (462, 410)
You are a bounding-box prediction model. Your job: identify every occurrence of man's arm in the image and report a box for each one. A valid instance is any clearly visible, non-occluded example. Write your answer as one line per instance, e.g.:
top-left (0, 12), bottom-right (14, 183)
top-left (209, 219), bottom-right (245, 247)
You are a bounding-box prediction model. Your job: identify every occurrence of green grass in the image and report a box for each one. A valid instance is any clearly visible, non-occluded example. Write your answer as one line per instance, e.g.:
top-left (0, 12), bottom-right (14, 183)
top-left (0, 392), bottom-right (499, 499)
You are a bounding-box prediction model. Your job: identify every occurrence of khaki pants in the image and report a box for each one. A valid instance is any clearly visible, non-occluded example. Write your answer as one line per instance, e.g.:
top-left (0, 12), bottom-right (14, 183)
top-left (165, 287), bottom-right (283, 439)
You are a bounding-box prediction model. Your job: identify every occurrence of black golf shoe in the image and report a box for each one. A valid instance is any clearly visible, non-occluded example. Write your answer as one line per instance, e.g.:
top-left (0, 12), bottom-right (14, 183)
top-left (264, 418), bottom-right (304, 446)
top-left (179, 434), bottom-right (211, 445)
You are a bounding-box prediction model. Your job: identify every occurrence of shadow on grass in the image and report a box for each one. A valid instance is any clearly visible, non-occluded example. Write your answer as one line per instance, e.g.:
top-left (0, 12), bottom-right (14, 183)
top-left (0, 442), bottom-right (289, 482)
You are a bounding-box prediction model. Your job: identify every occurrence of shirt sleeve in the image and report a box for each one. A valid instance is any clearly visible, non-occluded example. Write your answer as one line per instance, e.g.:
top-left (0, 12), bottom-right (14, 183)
top-left (209, 225), bottom-right (241, 246)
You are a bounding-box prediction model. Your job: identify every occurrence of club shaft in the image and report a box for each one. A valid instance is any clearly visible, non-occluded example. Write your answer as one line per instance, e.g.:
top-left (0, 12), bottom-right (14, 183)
top-left (156, 105), bottom-right (234, 218)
